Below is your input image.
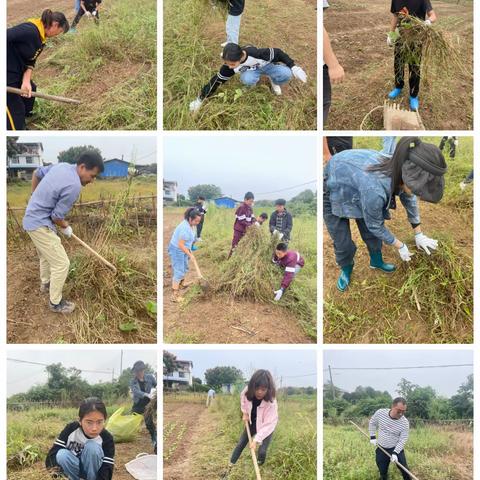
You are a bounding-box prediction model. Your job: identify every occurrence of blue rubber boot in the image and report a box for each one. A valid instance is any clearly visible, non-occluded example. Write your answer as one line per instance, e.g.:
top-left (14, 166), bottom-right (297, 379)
top-left (336, 264), bottom-right (354, 292)
top-left (369, 251), bottom-right (396, 273)
top-left (409, 96), bottom-right (419, 110)
top-left (388, 87), bottom-right (402, 99)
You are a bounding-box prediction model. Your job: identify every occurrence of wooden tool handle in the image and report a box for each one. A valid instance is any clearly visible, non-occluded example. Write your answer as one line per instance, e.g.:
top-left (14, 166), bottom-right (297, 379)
top-left (7, 86), bottom-right (82, 104)
top-left (244, 420), bottom-right (262, 480)
top-left (71, 233), bottom-right (117, 273)
top-left (190, 255), bottom-right (204, 279)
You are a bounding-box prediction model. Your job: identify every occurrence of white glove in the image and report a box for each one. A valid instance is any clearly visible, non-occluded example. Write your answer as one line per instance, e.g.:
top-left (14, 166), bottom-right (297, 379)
top-left (61, 226), bottom-right (73, 238)
top-left (370, 439), bottom-right (377, 446)
top-left (424, 19), bottom-right (432, 25)
top-left (92, 10), bottom-right (97, 16)
top-left (189, 97), bottom-right (203, 112)
top-left (391, 454), bottom-right (398, 463)
top-left (85, 11), bottom-right (92, 17)
top-left (291, 66), bottom-right (307, 83)
top-left (454, 140), bottom-right (459, 146)
top-left (415, 233), bottom-right (438, 255)
top-left (273, 230), bottom-right (284, 240)
top-left (398, 243), bottom-right (413, 262)
top-left (387, 35), bottom-right (393, 47)
top-left (274, 289), bottom-right (284, 301)
top-left (145, 392), bottom-right (153, 400)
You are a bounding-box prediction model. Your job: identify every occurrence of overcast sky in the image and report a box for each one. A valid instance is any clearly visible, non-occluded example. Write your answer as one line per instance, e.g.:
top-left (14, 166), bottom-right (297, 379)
top-left (167, 349), bottom-right (317, 388)
top-left (7, 349), bottom-right (157, 396)
top-left (16, 135), bottom-right (157, 165)
top-left (324, 350), bottom-right (473, 398)
top-left (164, 135), bottom-right (317, 200)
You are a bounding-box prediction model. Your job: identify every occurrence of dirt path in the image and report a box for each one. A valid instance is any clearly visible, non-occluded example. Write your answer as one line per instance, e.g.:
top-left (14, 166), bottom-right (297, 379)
top-left (7, 0), bottom-right (75, 25)
top-left (324, 0), bottom-right (473, 130)
top-left (163, 212), bottom-right (314, 344)
top-left (163, 401), bottom-right (212, 480)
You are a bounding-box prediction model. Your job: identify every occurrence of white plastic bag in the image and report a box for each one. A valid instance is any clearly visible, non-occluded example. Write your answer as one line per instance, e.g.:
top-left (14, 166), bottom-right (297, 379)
top-left (125, 453), bottom-right (157, 480)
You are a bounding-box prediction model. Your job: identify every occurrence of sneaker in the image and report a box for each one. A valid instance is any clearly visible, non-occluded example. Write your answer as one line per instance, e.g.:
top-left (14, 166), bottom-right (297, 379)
top-left (409, 95), bottom-right (419, 111)
top-left (221, 41), bottom-right (228, 47)
top-left (268, 77), bottom-right (282, 96)
top-left (388, 87), bottom-right (402, 100)
top-left (40, 282), bottom-right (50, 294)
top-left (196, 237), bottom-right (203, 242)
top-left (459, 182), bottom-right (467, 191)
top-left (49, 299), bottom-right (76, 314)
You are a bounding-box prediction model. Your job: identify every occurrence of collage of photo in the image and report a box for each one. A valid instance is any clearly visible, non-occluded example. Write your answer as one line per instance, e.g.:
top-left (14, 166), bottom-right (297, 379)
top-left (2, 0), bottom-right (476, 479)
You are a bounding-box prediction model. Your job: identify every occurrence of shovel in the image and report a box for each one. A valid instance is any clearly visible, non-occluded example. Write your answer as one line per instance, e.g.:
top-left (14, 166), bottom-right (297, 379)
top-left (244, 420), bottom-right (262, 480)
top-left (190, 255), bottom-right (209, 290)
top-left (71, 233), bottom-right (117, 274)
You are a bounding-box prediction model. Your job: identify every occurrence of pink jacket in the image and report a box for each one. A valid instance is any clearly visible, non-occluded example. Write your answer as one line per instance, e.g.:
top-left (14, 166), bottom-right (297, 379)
top-left (240, 387), bottom-right (279, 444)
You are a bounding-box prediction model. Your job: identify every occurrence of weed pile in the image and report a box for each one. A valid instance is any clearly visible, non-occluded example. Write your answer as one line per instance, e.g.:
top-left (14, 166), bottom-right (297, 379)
top-left (208, 227), bottom-right (316, 333)
top-left (396, 14), bottom-right (466, 80)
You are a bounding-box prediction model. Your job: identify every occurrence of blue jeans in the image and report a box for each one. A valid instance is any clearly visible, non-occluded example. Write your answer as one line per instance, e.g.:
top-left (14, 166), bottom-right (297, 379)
top-left (240, 63), bottom-right (293, 87)
top-left (168, 245), bottom-right (189, 283)
top-left (56, 441), bottom-right (103, 480)
top-left (75, 0), bottom-right (81, 11)
top-left (226, 14), bottom-right (242, 44)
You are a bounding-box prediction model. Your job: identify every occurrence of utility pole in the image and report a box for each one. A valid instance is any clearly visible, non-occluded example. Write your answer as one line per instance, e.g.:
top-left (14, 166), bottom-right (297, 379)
top-left (111, 368), bottom-right (114, 383)
top-left (120, 350), bottom-right (123, 376)
top-left (328, 365), bottom-right (336, 400)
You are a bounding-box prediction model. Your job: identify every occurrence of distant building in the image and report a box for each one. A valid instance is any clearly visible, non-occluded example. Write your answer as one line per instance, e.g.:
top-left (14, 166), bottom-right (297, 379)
top-left (163, 359), bottom-right (193, 389)
top-left (164, 180), bottom-right (178, 202)
top-left (214, 196), bottom-right (239, 209)
top-left (99, 158), bottom-right (130, 178)
top-left (7, 142), bottom-right (43, 180)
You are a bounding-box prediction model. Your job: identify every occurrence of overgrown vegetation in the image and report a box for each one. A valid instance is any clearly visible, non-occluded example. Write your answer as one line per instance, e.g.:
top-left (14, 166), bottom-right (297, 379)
top-left (27, 0), bottom-right (156, 130)
top-left (163, 0), bottom-right (317, 130)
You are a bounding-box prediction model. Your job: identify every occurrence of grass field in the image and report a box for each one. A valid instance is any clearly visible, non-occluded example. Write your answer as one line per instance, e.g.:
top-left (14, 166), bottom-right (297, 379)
top-left (324, 423), bottom-right (473, 479)
top-left (163, 206), bottom-right (317, 344)
top-left (324, 0), bottom-right (473, 130)
top-left (7, 403), bottom-right (153, 480)
top-left (163, 0), bottom-right (317, 130)
top-left (7, 178), bottom-right (157, 344)
top-left (7, 0), bottom-right (156, 130)
top-left (323, 137), bottom-right (473, 344)
top-left (164, 393), bottom-right (317, 480)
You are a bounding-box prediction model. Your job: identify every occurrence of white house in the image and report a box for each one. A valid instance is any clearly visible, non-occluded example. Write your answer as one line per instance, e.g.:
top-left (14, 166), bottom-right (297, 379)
top-left (163, 359), bottom-right (193, 389)
top-left (163, 180), bottom-right (178, 202)
top-left (7, 142), bottom-right (44, 180)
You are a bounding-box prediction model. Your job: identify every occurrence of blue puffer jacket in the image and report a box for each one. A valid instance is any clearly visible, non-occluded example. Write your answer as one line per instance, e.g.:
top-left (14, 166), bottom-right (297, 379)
top-left (324, 139), bottom-right (420, 245)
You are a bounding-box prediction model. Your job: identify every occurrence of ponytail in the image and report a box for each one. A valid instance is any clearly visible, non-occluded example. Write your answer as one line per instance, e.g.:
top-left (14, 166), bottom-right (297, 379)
top-left (184, 207), bottom-right (201, 222)
top-left (41, 9), bottom-right (70, 33)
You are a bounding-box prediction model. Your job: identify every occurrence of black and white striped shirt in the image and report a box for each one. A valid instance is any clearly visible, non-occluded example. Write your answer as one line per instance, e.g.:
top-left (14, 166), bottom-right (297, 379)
top-left (369, 408), bottom-right (409, 454)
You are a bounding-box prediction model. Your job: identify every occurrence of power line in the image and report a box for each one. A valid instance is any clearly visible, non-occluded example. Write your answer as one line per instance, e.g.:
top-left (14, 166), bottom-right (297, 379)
top-left (257, 180), bottom-right (317, 196)
top-left (7, 358), bottom-right (112, 375)
top-left (281, 373), bottom-right (317, 379)
top-left (331, 364), bottom-right (473, 371)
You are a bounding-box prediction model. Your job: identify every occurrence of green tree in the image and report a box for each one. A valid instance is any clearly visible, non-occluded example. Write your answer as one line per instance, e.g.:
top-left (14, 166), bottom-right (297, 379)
top-left (7, 137), bottom-right (27, 157)
top-left (291, 189), bottom-right (315, 203)
top-left (406, 386), bottom-right (436, 419)
top-left (187, 184), bottom-right (222, 201)
top-left (396, 378), bottom-right (418, 399)
top-left (204, 366), bottom-right (244, 389)
top-left (58, 146), bottom-right (103, 164)
top-left (450, 374), bottom-right (473, 419)
top-left (163, 351), bottom-right (180, 375)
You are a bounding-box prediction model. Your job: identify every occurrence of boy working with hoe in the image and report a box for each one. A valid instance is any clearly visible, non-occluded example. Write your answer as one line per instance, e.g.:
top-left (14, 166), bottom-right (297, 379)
top-left (22, 151), bottom-right (104, 314)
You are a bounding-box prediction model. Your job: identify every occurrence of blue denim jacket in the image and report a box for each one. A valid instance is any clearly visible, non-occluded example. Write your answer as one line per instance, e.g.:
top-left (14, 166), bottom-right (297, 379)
top-left (130, 374), bottom-right (157, 405)
top-left (325, 139), bottom-right (420, 245)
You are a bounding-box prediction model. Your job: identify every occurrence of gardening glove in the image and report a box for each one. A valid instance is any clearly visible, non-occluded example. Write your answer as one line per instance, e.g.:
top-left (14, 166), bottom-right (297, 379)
top-left (61, 226), bottom-right (73, 238)
top-left (454, 139), bottom-right (459, 146)
top-left (274, 288), bottom-right (284, 301)
top-left (85, 11), bottom-right (92, 17)
top-left (292, 65), bottom-right (308, 83)
top-left (189, 97), bottom-right (203, 112)
top-left (391, 454), bottom-right (399, 463)
top-left (424, 19), bottom-right (432, 26)
top-left (370, 439), bottom-right (377, 446)
top-left (387, 34), bottom-right (394, 47)
top-left (415, 233), bottom-right (438, 255)
top-left (398, 243), bottom-right (413, 262)
top-left (273, 229), bottom-right (284, 240)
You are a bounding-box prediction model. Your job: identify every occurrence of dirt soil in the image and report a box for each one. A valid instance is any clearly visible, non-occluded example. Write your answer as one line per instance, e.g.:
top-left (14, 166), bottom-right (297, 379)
top-left (163, 212), bottom-right (314, 344)
top-left (7, 0), bottom-right (75, 25)
top-left (324, 0), bottom-right (473, 130)
top-left (323, 200), bottom-right (473, 343)
top-left (163, 401), bottom-right (209, 480)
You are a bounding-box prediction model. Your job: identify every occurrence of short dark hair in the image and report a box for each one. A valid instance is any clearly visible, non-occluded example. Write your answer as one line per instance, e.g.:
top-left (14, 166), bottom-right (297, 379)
top-left (184, 207), bottom-right (202, 222)
top-left (79, 397), bottom-right (108, 420)
top-left (76, 151), bottom-right (104, 173)
top-left (392, 397), bottom-right (407, 406)
top-left (244, 191), bottom-right (254, 200)
top-left (259, 213), bottom-right (268, 220)
top-left (41, 9), bottom-right (69, 33)
top-left (198, 196), bottom-right (206, 201)
top-left (246, 370), bottom-right (276, 402)
top-left (275, 199), bottom-right (286, 206)
top-left (222, 43), bottom-right (243, 62)
top-left (276, 242), bottom-right (288, 252)
top-left (133, 360), bottom-right (146, 372)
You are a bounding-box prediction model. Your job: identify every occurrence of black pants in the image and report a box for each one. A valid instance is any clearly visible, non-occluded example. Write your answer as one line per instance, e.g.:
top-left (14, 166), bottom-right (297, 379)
top-left (7, 81), bottom-right (37, 130)
top-left (132, 401), bottom-right (157, 448)
top-left (230, 425), bottom-right (273, 466)
top-left (439, 136), bottom-right (456, 159)
top-left (376, 447), bottom-right (411, 480)
top-left (327, 137), bottom-right (353, 156)
top-left (72, 8), bottom-right (100, 28)
top-left (394, 43), bottom-right (421, 97)
top-left (323, 64), bottom-right (332, 124)
top-left (323, 179), bottom-right (382, 267)
top-left (196, 218), bottom-right (204, 238)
